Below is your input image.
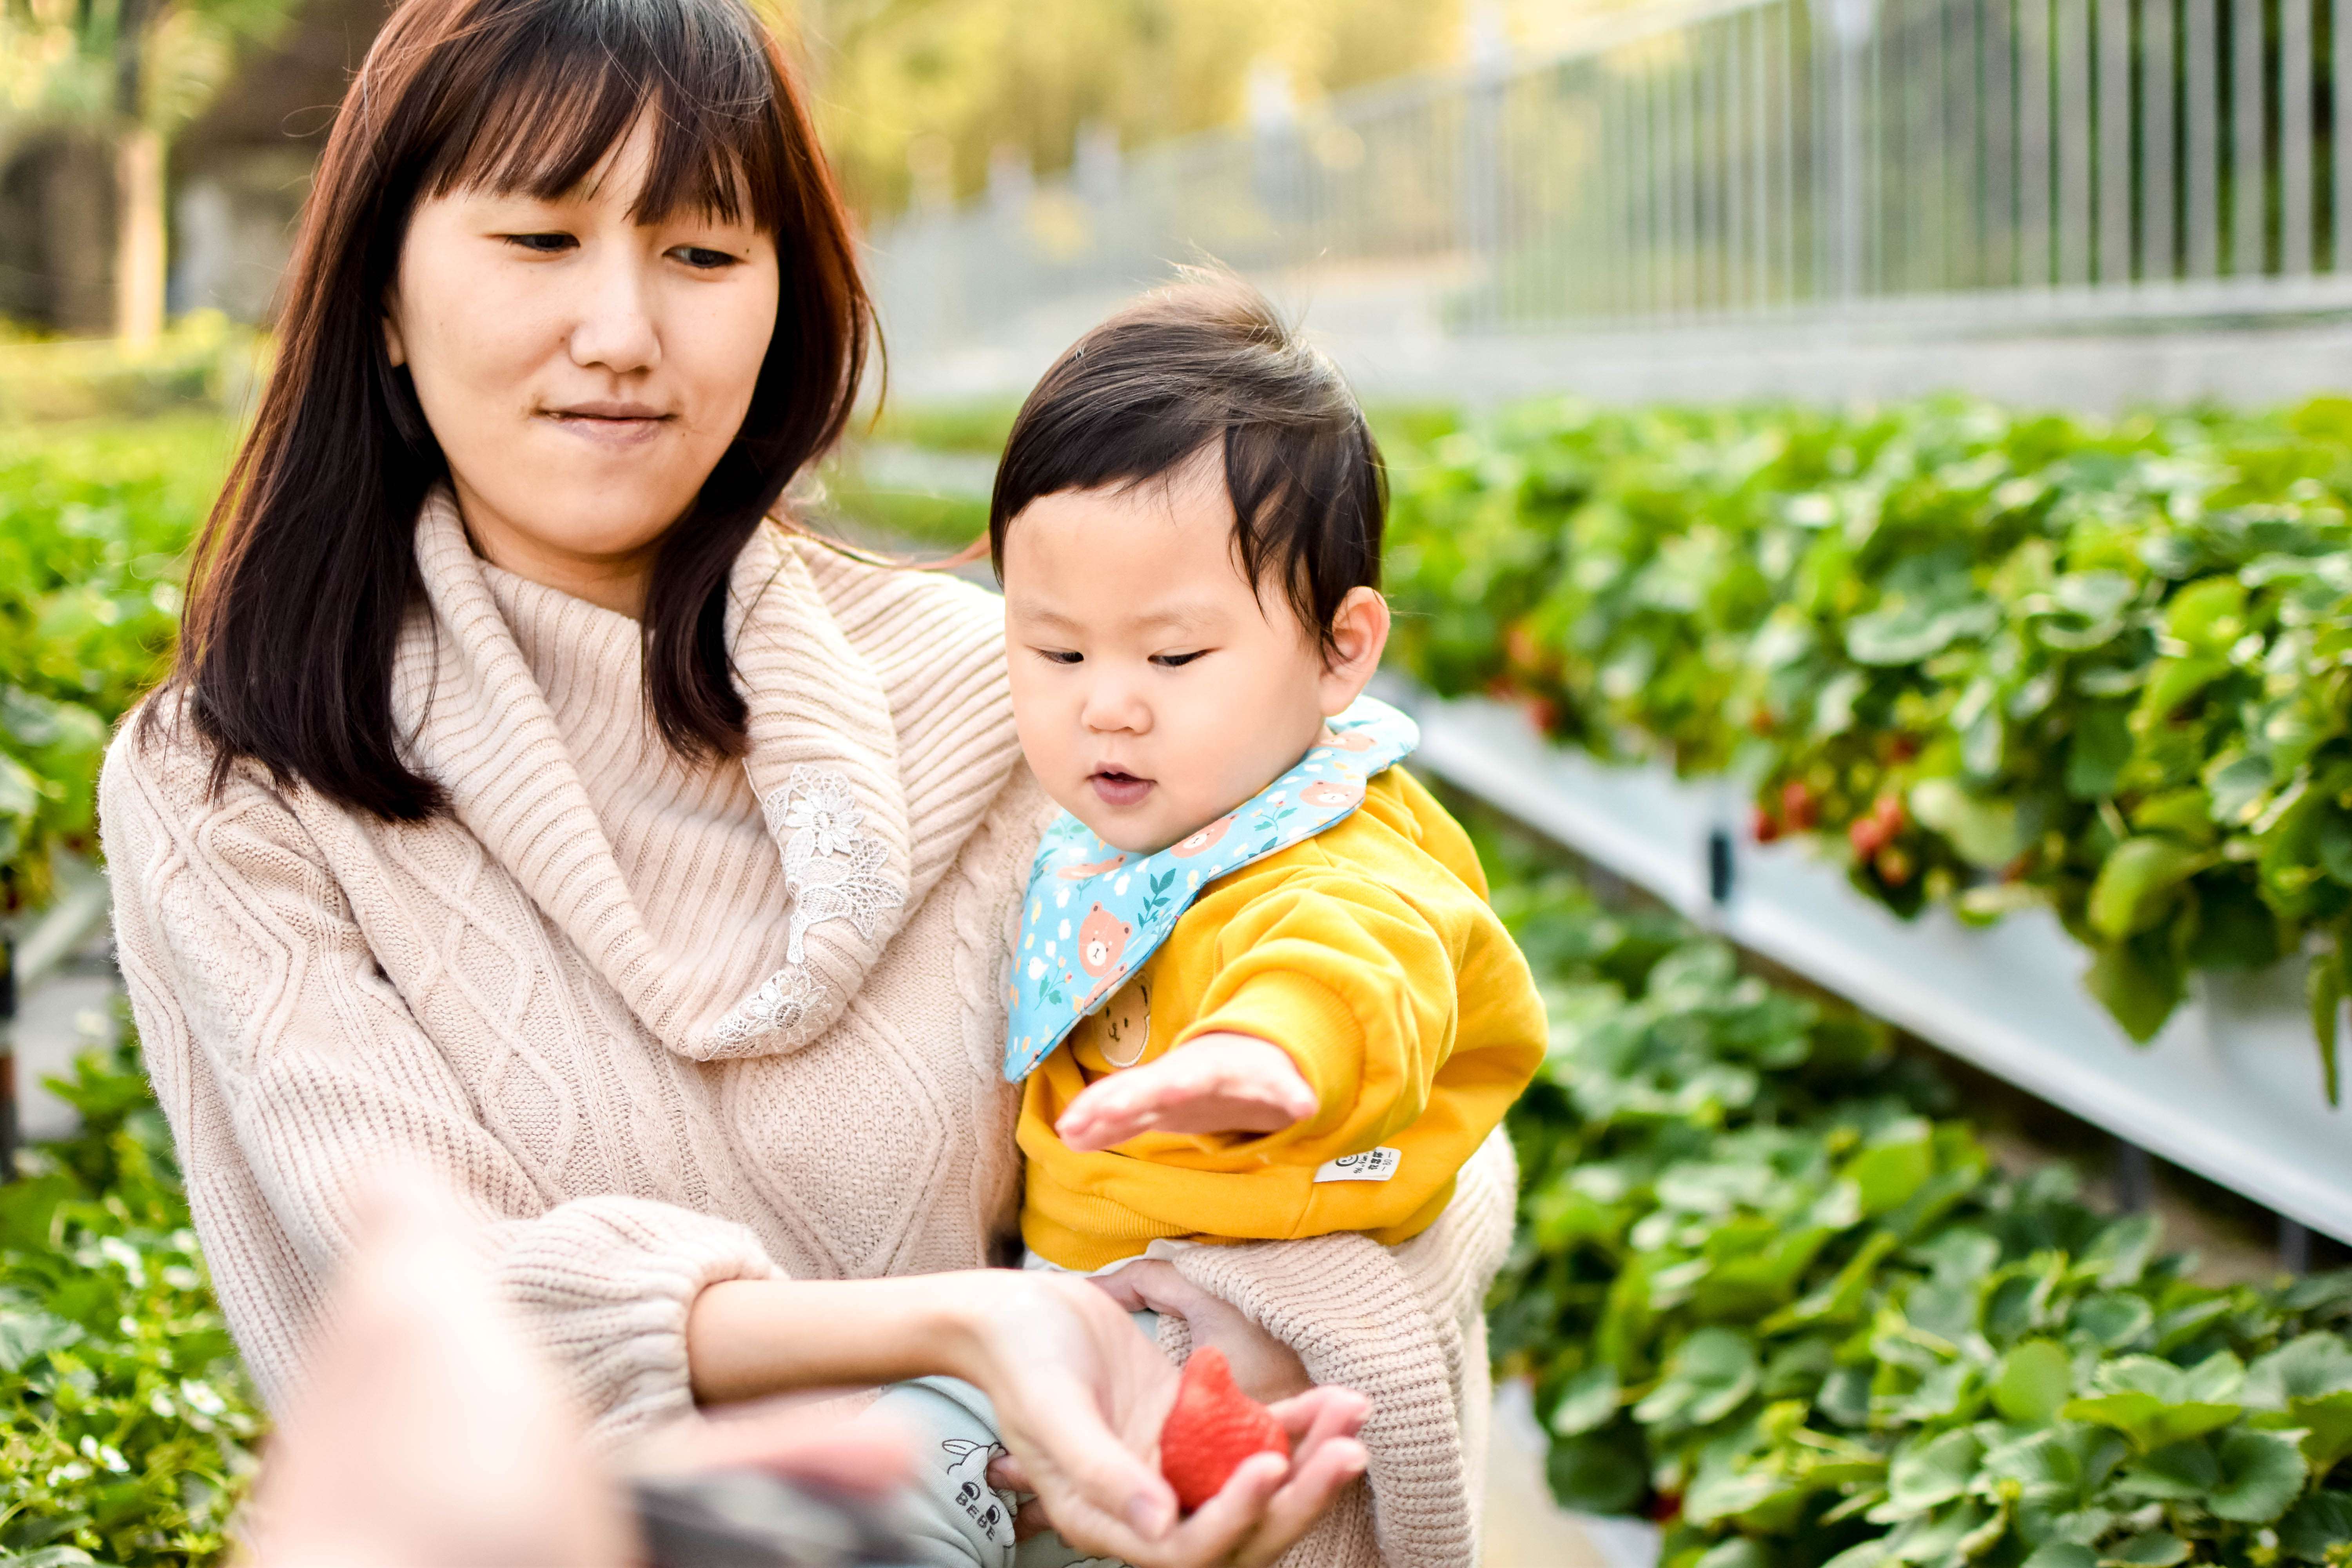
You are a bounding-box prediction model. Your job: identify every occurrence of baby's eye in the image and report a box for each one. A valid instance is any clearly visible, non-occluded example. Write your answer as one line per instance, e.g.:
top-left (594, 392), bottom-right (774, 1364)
top-left (1036, 648), bottom-right (1083, 666)
top-left (1151, 651), bottom-right (1207, 668)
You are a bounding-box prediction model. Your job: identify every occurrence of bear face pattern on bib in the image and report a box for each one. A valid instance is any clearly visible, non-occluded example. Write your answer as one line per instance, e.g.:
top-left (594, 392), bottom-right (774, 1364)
top-left (1002, 695), bottom-right (1419, 1082)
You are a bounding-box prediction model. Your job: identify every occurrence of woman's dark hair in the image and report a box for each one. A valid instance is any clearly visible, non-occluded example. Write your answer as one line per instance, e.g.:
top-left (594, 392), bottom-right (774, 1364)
top-left (987, 272), bottom-right (1384, 656)
top-left (167, 0), bottom-right (872, 819)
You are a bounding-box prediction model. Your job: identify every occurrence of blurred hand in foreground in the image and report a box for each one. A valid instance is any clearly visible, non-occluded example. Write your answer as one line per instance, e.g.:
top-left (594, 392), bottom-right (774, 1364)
top-left (246, 1175), bottom-right (910, 1567)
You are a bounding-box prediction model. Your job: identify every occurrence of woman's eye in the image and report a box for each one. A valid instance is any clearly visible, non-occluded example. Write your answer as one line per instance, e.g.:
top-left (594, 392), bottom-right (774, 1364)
top-left (1152, 651), bottom-right (1207, 668)
top-left (503, 232), bottom-right (575, 254)
top-left (671, 245), bottom-right (740, 270)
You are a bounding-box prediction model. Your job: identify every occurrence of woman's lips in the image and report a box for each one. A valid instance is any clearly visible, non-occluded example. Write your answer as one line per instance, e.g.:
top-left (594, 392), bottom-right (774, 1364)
top-left (541, 409), bottom-right (673, 449)
top-left (1089, 770), bottom-right (1153, 808)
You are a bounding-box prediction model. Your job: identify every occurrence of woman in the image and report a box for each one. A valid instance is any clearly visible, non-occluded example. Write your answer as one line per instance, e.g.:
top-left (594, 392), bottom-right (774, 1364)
top-left (99, 0), bottom-right (1514, 1562)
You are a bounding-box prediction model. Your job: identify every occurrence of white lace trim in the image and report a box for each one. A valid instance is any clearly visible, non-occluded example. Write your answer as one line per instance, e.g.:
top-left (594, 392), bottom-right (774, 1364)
top-left (771, 764), bottom-right (904, 963)
top-left (708, 964), bottom-right (830, 1051)
top-left (710, 766), bottom-right (904, 1049)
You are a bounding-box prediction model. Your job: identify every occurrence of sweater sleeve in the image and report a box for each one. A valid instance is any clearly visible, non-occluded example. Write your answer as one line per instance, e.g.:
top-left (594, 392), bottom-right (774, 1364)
top-left (100, 728), bottom-right (780, 1442)
top-left (1179, 875), bottom-right (1456, 1162)
top-left (1151, 1129), bottom-right (1519, 1568)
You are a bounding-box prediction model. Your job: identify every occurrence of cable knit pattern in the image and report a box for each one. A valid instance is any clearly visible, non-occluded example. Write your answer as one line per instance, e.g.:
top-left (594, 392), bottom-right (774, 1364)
top-left (98, 495), bottom-right (1513, 1566)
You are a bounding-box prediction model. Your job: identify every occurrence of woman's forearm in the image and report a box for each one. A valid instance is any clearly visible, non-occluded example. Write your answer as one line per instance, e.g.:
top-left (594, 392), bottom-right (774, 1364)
top-left (685, 1272), bottom-right (993, 1405)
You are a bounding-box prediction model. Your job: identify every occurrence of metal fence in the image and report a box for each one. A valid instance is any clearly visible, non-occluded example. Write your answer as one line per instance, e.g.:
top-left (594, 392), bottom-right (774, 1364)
top-left (874, 0), bottom-right (2352, 363)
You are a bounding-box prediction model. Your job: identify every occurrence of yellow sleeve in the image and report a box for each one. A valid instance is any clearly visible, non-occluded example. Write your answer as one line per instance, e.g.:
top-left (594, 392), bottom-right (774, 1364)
top-left (1177, 873), bottom-right (1457, 1164)
top-left (1389, 766), bottom-right (1490, 902)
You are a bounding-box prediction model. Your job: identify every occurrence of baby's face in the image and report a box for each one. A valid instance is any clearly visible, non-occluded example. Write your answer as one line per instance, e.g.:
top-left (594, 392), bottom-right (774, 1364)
top-left (1002, 452), bottom-right (1343, 855)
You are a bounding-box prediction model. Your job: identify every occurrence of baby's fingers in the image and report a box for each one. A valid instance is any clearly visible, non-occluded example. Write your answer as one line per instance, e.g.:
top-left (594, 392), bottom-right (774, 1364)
top-left (1056, 1078), bottom-right (1172, 1150)
top-left (987, 1452), bottom-right (1033, 1494)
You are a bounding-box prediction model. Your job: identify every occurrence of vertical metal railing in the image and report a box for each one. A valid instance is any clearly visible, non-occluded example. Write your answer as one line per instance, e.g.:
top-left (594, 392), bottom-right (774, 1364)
top-left (875, 0), bottom-right (2352, 358)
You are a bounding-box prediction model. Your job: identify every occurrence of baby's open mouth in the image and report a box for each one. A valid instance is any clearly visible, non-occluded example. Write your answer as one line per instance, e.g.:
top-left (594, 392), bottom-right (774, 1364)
top-left (1089, 768), bottom-right (1153, 808)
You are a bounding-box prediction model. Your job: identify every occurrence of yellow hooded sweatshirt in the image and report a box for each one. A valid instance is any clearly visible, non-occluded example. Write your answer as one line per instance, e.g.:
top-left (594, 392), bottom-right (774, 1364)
top-left (1018, 766), bottom-right (1546, 1271)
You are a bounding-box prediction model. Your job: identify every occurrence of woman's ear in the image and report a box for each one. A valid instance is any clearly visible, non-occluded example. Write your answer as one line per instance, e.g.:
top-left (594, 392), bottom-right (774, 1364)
top-left (1317, 586), bottom-right (1392, 716)
top-left (381, 285), bottom-right (407, 367)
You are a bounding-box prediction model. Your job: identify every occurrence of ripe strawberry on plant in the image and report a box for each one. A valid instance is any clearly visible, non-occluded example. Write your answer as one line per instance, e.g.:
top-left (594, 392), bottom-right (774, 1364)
top-left (1780, 780), bottom-right (1819, 831)
top-left (1158, 1347), bottom-right (1291, 1513)
top-left (1848, 793), bottom-right (1906, 858)
top-left (1749, 804), bottom-right (1782, 844)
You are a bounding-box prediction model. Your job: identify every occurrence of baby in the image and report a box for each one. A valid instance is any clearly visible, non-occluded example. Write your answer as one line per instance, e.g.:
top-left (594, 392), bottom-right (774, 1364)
top-left (872, 276), bottom-right (1546, 1568)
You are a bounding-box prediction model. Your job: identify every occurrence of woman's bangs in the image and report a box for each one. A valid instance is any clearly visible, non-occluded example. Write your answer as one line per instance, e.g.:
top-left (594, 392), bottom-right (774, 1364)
top-left (424, 4), bottom-right (784, 231)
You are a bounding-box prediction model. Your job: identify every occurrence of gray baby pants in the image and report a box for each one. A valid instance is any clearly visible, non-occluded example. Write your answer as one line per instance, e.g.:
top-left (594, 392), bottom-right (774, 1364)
top-left (867, 1310), bottom-right (1159, 1568)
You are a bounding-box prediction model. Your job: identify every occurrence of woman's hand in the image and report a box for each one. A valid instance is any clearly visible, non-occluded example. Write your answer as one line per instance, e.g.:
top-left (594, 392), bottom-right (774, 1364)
top-left (956, 1269), bottom-right (1368, 1568)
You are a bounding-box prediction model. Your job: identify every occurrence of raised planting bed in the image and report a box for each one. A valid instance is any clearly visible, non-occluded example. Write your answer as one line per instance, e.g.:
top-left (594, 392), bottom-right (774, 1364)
top-left (1395, 682), bottom-right (2352, 1245)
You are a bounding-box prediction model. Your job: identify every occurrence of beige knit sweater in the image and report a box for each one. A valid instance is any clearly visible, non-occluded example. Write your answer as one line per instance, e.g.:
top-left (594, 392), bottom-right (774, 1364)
top-left (100, 492), bottom-right (1513, 1567)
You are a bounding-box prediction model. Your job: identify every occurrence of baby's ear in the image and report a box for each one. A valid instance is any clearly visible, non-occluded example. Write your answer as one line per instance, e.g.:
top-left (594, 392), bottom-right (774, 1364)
top-left (1318, 587), bottom-right (1392, 711)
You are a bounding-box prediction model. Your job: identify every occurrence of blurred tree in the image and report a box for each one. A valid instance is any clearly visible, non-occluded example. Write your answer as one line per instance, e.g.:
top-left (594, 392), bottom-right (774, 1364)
top-left (794, 0), bottom-right (1465, 219)
top-left (0, 0), bottom-right (300, 343)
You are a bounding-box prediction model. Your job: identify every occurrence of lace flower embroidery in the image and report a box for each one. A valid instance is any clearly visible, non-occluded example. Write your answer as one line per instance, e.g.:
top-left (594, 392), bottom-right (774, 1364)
top-left (711, 766), bottom-right (903, 1050)
top-left (772, 765), bottom-right (903, 964)
top-left (708, 964), bottom-right (828, 1051)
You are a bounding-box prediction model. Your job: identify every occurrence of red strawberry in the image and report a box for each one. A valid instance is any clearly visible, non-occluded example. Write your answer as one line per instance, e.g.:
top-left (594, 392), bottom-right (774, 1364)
top-left (1848, 814), bottom-right (1891, 858)
top-left (1749, 804), bottom-right (1782, 844)
top-left (1780, 780), bottom-right (1820, 831)
top-left (1158, 1347), bottom-right (1291, 1513)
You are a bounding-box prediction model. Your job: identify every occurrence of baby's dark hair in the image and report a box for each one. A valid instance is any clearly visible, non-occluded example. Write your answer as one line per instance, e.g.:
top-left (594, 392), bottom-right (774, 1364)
top-left (987, 271), bottom-right (1385, 655)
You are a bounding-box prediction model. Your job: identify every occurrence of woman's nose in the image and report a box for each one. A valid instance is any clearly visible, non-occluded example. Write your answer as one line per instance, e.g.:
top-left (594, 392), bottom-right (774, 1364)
top-left (566, 245), bottom-right (662, 375)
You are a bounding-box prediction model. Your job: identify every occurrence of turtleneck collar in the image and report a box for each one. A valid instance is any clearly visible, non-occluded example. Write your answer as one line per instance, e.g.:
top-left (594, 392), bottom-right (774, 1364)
top-left (390, 490), bottom-right (918, 1060)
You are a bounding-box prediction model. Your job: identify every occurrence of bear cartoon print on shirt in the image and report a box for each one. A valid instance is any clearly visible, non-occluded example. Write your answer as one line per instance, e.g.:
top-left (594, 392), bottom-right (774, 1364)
top-left (1002, 694), bottom-right (1419, 1082)
top-left (938, 1437), bottom-right (1017, 1551)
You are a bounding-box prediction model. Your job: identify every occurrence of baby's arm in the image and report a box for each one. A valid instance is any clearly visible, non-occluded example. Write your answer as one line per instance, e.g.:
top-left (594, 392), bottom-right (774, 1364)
top-left (1055, 1033), bottom-right (1320, 1152)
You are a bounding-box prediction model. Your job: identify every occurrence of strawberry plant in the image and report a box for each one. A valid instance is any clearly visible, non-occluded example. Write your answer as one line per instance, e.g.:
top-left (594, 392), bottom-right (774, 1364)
top-left (0, 416), bottom-right (232, 912)
top-left (1386, 397), bottom-right (2352, 1091)
top-left (0, 1034), bottom-right (263, 1567)
top-left (1481, 830), bottom-right (2352, 1565)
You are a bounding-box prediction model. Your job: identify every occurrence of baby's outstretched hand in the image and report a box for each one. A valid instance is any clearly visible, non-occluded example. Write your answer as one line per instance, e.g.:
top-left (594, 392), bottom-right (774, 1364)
top-left (1056, 1033), bottom-right (1319, 1152)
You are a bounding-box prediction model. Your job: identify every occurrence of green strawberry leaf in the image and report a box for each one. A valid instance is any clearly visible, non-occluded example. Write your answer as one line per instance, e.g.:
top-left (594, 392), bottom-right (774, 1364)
top-left (1993, 1340), bottom-right (2074, 1425)
top-left (2209, 1425), bottom-right (2310, 1523)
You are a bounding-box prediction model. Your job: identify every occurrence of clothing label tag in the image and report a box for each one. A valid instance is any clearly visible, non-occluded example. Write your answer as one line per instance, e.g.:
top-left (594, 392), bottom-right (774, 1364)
top-left (1314, 1147), bottom-right (1403, 1183)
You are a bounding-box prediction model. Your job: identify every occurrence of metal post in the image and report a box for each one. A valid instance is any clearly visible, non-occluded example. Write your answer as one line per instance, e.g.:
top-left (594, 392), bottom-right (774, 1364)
top-left (1983, 0), bottom-right (2018, 283)
top-left (1750, 9), bottom-right (1771, 306)
top-left (1673, 54), bottom-right (1699, 314)
top-left (2185, 0), bottom-right (2222, 276)
top-left (2233, 0), bottom-right (2269, 274)
top-left (1778, 0), bottom-right (1799, 301)
top-left (2113, 1136), bottom-right (2154, 1213)
top-left (2335, 0), bottom-right (2352, 268)
top-left (2059, 0), bottom-right (2095, 283)
top-left (1462, 27), bottom-right (1508, 331)
top-left (2143, 0), bottom-right (2178, 280)
top-left (1828, 0), bottom-right (1880, 300)
top-left (2020, 0), bottom-right (2054, 285)
top-left (2281, 1216), bottom-right (2314, 1273)
top-left (2281, 0), bottom-right (2314, 273)
top-left (2099, 0), bottom-right (2135, 279)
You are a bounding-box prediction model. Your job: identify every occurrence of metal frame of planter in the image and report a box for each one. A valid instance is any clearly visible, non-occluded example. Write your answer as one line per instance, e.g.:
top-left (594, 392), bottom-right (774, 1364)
top-left (1389, 683), bottom-right (2352, 1246)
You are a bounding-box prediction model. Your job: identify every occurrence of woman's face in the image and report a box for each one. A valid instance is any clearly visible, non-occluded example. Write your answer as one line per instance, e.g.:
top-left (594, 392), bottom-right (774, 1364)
top-left (384, 115), bottom-right (780, 615)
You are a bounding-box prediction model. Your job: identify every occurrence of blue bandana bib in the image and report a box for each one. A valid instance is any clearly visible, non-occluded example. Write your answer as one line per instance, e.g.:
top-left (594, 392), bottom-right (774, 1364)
top-left (1002, 695), bottom-right (1420, 1082)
